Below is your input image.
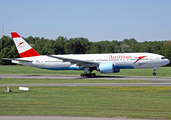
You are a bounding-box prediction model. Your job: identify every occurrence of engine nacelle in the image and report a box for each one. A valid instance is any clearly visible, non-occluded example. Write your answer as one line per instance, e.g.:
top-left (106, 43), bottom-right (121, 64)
top-left (98, 63), bottom-right (120, 73)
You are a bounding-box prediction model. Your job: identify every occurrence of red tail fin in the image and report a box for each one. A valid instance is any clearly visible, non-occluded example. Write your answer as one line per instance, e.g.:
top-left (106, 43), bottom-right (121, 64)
top-left (11, 32), bottom-right (40, 58)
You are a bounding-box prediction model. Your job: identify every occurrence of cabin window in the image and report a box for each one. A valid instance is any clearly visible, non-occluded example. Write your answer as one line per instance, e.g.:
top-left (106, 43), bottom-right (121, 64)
top-left (96, 59), bottom-right (108, 61)
top-left (109, 59), bottom-right (119, 61)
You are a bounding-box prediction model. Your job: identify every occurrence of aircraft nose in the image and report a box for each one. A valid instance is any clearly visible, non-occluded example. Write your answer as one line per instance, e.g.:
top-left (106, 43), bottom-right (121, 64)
top-left (162, 59), bottom-right (170, 65)
top-left (167, 59), bottom-right (170, 64)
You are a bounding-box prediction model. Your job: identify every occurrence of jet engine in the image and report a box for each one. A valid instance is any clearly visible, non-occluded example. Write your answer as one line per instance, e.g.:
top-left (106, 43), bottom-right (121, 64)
top-left (98, 63), bottom-right (120, 73)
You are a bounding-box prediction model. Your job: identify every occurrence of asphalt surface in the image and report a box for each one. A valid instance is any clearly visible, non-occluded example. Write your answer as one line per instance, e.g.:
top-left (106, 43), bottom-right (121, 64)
top-left (1, 74), bottom-right (171, 81)
top-left (0, 74), bottom-right (171, 87)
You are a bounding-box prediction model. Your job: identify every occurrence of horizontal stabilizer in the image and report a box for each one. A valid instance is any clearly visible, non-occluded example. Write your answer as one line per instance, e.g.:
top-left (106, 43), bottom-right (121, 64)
top-left (3, 58), bottom-right (33, 62)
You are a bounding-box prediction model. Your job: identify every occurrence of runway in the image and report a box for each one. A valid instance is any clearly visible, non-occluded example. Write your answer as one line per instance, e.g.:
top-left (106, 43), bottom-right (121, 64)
top-left (1, 74), bottom-right (171, 86)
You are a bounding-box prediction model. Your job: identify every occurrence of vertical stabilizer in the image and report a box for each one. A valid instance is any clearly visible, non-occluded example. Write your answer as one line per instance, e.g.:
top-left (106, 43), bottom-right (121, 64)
top-left (11, 32), bottom-right (40, 58)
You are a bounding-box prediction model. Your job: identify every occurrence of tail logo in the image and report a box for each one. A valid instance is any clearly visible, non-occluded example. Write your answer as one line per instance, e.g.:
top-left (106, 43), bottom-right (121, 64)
top-left (18, 42), bottom-right (24, 47)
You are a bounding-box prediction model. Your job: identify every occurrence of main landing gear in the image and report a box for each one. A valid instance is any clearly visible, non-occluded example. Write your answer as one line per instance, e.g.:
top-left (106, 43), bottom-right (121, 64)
top-left (80, 73), bottom-right (96, 77)
top-left (81, 67), bottom-right (96, 77)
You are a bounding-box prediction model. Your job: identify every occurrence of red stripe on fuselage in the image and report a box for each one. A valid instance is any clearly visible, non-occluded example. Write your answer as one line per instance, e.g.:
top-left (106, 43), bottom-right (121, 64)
top-left (11, 32), bottom-right (21, 38)
top-left (19, 48), bottom-right (40, 58)
top-left (134, 56), bottom-right (147, 64)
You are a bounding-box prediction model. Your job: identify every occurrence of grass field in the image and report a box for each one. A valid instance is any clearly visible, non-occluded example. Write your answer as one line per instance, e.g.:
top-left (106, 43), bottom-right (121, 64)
top-left (0, 65), bottom-right (171, 77)
top-left (0, 65), bottom-right (171, 119)
top-left (0, 86), bottom-right (171, 119)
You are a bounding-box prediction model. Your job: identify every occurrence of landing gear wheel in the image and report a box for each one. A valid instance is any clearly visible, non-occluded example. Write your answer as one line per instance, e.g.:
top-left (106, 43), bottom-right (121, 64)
top-left (91, 74), bottom-right (94, 77)
top-left (80, 74), bottom-right (85, 77)
top-left (80, 73), bottom-right (96, 77)
top-left (153, 72), bottom-right (156, 76)
top-left (93, 73), bottom-right (96, 77)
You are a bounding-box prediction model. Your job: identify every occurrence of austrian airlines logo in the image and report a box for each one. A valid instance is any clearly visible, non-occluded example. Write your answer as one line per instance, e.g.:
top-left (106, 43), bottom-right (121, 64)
top-left (18, 42), bottom-right (24, 47)
top-left (108, 55), bottom-right (132, 59)
top-left (134, 56), bottom-right (147, 64)
top-left (108, 55), bottom-right (147, 64)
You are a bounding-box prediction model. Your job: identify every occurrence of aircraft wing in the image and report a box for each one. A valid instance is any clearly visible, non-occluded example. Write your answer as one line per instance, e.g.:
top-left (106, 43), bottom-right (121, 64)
top-left (50, 55), bottom-right (99, 67)
top-left (3, 58), bottom-right (33, 62)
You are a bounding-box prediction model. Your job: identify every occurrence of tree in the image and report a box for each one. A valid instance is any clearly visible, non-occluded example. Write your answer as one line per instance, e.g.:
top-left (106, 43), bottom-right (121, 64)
top-left (0, 35), bottom-right (14, 52)
top-left (64, 37), bottom-right (89, 54)
top-left (34, 37), bottom-right (46, 55)
top-left (121, 44), bottom-right (130, 53)
top-left (54, 36), bottom-right (67, 54)
top-left (161, 40), bottom-right (171, 65)
top-left (110, 40), bottom-right (120, 53)
top-left (88, 42), bottom-right (101, 53)
top-left (120, 38), bottom-right (138, 52)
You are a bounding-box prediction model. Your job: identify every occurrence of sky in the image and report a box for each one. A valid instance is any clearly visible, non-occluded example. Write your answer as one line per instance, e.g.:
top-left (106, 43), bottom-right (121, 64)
top-left (0, 0), bottom-right (171, 42)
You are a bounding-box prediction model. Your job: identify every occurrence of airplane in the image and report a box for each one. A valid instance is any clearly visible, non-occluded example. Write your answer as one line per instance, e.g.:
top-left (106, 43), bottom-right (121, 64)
top-left (3, 32), bottom-right (170, 77)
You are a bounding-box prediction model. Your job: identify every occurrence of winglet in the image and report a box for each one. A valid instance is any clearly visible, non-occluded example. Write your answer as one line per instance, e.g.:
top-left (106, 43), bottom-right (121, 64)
top-left (11, 32), bottom-right (40, 58)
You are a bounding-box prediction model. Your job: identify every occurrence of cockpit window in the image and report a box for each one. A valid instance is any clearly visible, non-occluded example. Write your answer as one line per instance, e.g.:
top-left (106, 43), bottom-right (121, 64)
top-left (161, 57), bottom-right (166, 59)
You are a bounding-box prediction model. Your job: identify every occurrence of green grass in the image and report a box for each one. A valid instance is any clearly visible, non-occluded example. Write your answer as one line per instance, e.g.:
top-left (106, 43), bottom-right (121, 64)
top-left (0, 65), bottom-right (170, 119)
top-left (0, 65), bottom-right (171, 77)
top-left (0, 78), bottom-right (152, 84)
top-left (0, 86), bottom-right (171, 119)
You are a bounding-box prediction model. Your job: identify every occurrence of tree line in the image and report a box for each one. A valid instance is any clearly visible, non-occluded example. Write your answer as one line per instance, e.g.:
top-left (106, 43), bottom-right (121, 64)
top-left (0, 35), bottom-right (171, 66)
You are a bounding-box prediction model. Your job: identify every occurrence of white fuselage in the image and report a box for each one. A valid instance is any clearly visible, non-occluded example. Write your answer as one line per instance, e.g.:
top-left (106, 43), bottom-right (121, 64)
top-left (12, 53), bottom-right (170, 71)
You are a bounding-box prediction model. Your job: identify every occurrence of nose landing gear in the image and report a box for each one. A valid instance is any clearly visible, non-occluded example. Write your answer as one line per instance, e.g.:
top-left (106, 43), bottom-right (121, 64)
top-left (153, 67), bottom-right (158, 76)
